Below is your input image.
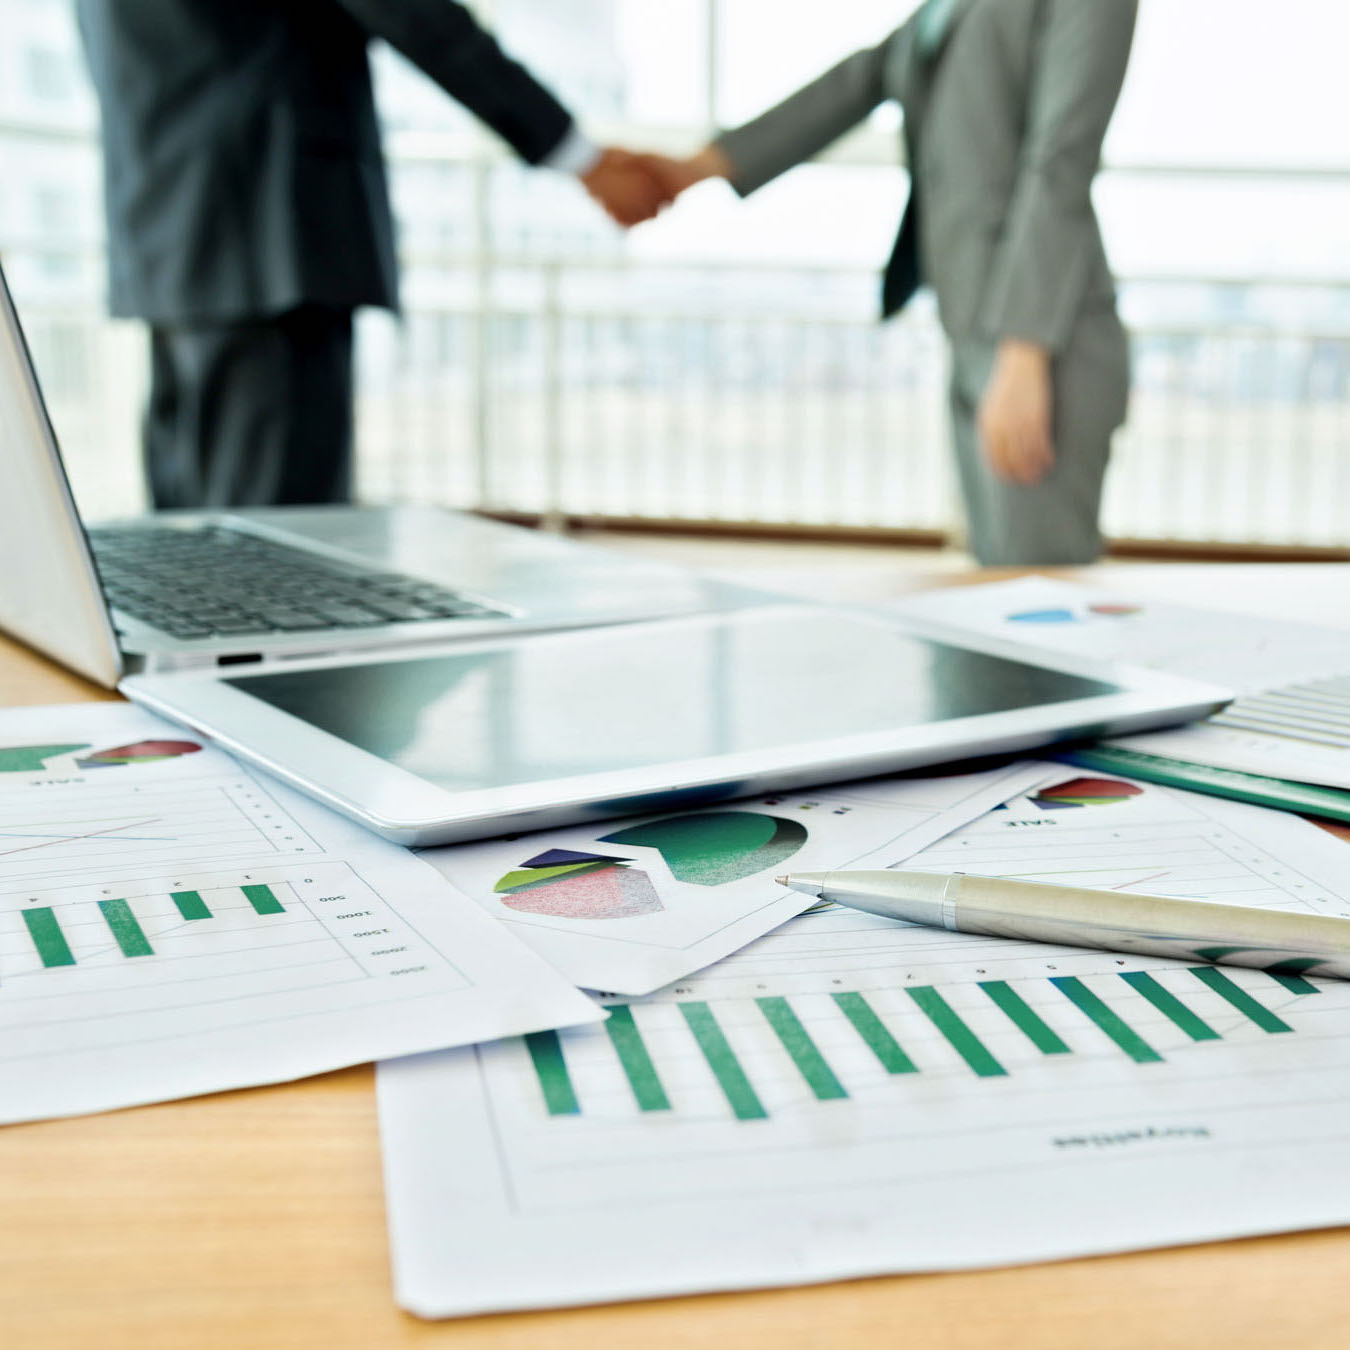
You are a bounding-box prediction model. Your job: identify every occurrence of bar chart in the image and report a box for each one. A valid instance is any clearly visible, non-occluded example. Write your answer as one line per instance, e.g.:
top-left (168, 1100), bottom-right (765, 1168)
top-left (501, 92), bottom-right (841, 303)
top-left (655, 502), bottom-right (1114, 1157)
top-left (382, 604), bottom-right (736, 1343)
top-left (442, 776), bottom-right (1350, 1215)
top-left (1, 703), bottom-right (593, 1128)
top-left (0, 860), bottom-right (466, 1008)
top-left (12, 878), bottom-right (293, 970)
top-left (378, 772), bottom-right (1350, 1315)
top-left (520, 963), bottom-right (1314, 1122)
top-left (445, 939), bottom-right (1350, 1234)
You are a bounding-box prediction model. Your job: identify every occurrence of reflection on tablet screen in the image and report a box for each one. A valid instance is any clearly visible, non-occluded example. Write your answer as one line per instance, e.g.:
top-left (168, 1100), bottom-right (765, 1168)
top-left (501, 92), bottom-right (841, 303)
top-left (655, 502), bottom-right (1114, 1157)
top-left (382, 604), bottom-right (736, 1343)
top-left (225, 613), bottom-right (1120, 792)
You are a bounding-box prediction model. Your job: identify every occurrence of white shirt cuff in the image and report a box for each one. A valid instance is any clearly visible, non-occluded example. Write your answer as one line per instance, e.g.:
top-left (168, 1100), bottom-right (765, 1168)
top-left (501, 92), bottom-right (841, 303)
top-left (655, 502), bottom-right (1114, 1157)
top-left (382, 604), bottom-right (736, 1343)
top-left (543, 125), bottom-right (602, 177)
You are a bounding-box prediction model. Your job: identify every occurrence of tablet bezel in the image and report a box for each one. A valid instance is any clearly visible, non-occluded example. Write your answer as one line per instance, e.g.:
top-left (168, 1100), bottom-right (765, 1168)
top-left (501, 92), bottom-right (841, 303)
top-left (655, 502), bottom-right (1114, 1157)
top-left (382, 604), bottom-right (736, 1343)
top-left (120, 605), bottom-right (1232, 845)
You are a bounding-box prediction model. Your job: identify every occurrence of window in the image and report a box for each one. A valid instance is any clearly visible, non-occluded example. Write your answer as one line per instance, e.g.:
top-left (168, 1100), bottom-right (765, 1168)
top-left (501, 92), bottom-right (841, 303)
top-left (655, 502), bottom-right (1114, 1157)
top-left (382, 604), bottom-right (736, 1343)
top-left (24, 46), bottom-right (71, 102)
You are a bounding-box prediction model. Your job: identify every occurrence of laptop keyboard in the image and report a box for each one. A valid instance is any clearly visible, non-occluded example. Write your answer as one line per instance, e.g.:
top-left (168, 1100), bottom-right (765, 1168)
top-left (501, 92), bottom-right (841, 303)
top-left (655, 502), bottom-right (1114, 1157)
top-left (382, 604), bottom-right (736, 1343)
top-left (88, 524), bottom-right (508, 640)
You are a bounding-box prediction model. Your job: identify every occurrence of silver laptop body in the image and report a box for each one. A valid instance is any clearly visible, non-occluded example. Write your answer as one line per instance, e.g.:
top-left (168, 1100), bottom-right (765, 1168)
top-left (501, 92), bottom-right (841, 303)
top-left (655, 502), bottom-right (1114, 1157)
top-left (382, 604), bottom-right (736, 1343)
top-left (0, 263), bottom-right (761, 688)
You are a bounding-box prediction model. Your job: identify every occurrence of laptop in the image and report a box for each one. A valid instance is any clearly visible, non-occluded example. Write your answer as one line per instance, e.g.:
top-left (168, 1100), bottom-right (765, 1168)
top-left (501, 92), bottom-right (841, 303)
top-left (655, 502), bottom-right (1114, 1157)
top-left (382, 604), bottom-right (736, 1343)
top-left (0, 260), bottom-right (762, 691)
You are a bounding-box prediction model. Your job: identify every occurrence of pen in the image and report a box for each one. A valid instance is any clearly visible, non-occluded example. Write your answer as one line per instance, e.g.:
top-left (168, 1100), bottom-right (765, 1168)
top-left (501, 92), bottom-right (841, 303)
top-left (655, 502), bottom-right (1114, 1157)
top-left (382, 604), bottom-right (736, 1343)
top-left (776, 870), bottom-right (1350, 981)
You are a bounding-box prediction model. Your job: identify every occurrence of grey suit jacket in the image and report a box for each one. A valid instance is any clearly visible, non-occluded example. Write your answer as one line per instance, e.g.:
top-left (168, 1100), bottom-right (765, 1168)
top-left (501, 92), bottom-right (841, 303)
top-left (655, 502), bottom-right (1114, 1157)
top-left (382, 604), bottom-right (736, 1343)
top-left (715, 0), bottom-right (1137, 352)
top-left (77, 0), bottom-right (575, 324)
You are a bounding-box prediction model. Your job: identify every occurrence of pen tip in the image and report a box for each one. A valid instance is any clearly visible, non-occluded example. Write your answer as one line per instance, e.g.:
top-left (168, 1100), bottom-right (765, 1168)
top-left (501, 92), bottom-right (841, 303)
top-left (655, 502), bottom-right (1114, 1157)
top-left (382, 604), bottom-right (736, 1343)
top-left (775, 875), bottom-right (790, 886)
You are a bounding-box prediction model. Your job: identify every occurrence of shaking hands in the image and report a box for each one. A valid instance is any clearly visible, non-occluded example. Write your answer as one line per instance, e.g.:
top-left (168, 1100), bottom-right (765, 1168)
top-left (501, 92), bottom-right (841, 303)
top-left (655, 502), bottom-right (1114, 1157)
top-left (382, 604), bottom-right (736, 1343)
top-left (579, 145), bottom-right (733, 228)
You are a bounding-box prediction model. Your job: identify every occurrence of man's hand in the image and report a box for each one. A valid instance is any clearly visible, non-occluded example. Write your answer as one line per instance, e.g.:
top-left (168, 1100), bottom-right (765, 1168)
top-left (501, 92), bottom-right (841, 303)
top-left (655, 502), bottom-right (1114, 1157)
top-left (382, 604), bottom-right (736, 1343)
top-left (580, 148), bottom-right (675, 227)
top-left (637, 145), bottom-right (734, 199)
top-left (977, 339), bottom-right (1055, 486)
top-left (579, 143), bottom-right (736, 227)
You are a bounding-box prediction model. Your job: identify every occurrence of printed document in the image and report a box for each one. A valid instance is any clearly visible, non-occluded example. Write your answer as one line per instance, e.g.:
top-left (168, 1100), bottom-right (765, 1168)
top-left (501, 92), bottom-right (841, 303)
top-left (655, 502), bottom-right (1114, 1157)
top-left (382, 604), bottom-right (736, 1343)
top-left (889, 574), bottom-right (1350, 692)
top-left (380, 769), bottom-right (1350, 1316)
top-left (418, 761), bottom-right (1047, 994)
top-left (890, 575), bottom-right (1350, 789)
top-left (0, 703), bottom-right (598, 1124)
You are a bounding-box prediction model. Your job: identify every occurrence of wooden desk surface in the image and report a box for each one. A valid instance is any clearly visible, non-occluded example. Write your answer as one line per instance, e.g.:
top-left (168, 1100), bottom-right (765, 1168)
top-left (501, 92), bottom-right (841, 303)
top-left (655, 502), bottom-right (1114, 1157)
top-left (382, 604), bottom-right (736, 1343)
top-left (4, 564), bottom-right (1350, 1350)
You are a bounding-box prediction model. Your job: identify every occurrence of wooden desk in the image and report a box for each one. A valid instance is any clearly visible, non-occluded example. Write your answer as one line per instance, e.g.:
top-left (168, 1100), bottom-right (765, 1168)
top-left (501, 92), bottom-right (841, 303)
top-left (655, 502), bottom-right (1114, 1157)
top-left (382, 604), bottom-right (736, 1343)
top-left (5, 566), bottom-right (1350, 1350)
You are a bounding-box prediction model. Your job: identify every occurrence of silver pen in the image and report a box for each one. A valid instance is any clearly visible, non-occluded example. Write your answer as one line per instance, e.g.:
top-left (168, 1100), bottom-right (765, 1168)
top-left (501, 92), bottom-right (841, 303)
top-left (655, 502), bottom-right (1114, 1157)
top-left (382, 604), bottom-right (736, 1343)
top-left (776, 869), bottom-right (1350, 981)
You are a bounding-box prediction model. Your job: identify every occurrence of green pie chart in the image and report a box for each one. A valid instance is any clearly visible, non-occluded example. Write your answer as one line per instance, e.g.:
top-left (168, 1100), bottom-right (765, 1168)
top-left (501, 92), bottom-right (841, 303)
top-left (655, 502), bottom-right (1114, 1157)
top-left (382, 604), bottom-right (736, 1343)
top-left (599, 811), bottom-right (808, 887)
top-left (0, 744), bottom-right (90, 773)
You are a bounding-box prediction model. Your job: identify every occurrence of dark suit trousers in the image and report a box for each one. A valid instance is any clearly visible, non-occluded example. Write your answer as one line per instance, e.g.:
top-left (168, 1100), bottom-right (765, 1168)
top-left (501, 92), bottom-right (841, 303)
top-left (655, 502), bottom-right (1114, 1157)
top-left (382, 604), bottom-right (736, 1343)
top-left (144, 306), bottom-right (355, 510)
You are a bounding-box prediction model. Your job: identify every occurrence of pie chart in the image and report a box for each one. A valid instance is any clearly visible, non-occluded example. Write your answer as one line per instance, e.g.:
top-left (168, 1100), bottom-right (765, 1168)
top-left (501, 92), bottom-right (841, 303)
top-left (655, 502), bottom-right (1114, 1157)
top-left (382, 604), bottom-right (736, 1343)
top-left (0, 743), bottom-right (90, 774)
top-left (1032, 777), bottom-right (1144, 810)
top-left (77, 740), bottom-right (204, 768)
top-left (599, 811), bottom-right (808, 887)
top-left (494, 849), bottom-right (663, 920)
top-left (1007, 608), bottom-right (1076, 624)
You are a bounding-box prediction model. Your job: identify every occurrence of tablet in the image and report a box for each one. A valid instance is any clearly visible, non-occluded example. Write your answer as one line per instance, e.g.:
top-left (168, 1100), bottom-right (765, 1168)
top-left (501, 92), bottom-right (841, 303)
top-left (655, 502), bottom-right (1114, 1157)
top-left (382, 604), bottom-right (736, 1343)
top-left (121, 605), bottom-right (1231, 844)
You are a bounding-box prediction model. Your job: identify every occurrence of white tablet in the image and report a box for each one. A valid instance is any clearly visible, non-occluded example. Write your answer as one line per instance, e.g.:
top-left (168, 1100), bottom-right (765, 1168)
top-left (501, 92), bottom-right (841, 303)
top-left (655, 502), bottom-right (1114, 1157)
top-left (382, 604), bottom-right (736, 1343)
top-left (121, 604), bottom-right (1230, 845)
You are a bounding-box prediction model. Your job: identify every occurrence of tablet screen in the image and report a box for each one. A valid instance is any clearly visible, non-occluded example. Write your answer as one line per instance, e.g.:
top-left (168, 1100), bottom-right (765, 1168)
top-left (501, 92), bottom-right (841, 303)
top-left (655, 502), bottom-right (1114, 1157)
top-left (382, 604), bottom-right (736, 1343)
top-left (224, 611), bottom-right (1122, 792)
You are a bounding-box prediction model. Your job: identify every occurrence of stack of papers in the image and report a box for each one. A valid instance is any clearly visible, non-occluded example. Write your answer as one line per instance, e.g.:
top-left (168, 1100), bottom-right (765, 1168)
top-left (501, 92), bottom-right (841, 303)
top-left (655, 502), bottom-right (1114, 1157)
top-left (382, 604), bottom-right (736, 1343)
top-left (0, 703), bottom-right (598, 1123)
top-left (9, 678), bottom-right (1350, 1320)
top-left (417, 763), bottom-right (1045, 994)
top-left (379, 770), bottom-right (1350, 1316)
top-left (0, 703), bottom-right (1032, 1123)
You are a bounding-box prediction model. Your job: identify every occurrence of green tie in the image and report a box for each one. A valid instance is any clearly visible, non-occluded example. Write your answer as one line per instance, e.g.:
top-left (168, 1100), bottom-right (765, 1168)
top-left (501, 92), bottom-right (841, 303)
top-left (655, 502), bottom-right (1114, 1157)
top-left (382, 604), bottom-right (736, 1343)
top-left (916, 0), bottom-right (959, 56)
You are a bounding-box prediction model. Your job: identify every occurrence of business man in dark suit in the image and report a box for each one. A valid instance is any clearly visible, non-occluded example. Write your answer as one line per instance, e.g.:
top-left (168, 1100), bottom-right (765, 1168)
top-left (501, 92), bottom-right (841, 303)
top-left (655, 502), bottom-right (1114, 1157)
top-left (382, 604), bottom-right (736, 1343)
top-left (653, 0), bottom-right (1137, 565)
top-left (77, 0), bottom-right (668, 510)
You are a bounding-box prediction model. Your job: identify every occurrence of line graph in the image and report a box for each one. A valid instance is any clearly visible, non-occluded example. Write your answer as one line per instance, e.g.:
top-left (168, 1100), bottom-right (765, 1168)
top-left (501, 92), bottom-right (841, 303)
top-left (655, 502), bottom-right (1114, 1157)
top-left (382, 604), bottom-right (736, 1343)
top-left (0, 775), bottom-right (321, 885)
top-left (0, 817), bottom-right (174, 858)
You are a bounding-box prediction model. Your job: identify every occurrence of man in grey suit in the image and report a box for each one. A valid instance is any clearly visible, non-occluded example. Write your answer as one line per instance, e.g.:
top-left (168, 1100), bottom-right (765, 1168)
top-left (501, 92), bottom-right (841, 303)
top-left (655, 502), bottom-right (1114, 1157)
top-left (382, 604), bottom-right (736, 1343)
top-left (657, 0), bottom-right (1137, 565)
top-left (77, 0), bottom-right (669, 510)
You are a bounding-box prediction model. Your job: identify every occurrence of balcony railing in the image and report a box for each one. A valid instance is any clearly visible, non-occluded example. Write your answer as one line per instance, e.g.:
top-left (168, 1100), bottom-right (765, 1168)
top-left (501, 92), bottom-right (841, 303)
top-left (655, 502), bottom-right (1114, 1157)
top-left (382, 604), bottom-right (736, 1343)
top-left (339, 259), bottom-right (1350, 552)
top-left (8, 244), bottom-right (1350, 552)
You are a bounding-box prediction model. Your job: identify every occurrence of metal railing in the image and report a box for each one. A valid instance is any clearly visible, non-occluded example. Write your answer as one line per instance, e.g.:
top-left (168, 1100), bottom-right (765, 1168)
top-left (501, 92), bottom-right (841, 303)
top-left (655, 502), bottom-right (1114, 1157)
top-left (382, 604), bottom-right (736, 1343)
top-left (350, 264), bottom-right (955, 533)
top-left (12, 253), bottom-right (1350, 551)
top-left (349, 259), bottom-right (1350, 550)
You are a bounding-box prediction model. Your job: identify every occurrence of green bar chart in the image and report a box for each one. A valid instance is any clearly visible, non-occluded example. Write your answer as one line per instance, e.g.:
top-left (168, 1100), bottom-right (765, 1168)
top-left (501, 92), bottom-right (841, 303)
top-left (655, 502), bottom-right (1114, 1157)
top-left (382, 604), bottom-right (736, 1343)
top-left (243, 884), bottom-right (285, 916)
top-left (1269, 970), bottom-right (1321, 995)
top-left (170, 890), bottom-right (212, 921)
top-left (831, 991), bottom-right (917, 1074)
top-left (523, 1030), bottom-right (580, 1116)
top-left (978, 980), bottom-right (1071, 1055)
top-left (522, 966), bottom-right (1318, 1123)
top-left (756, 997), bottom-right (848, 1101)
top-left (98, 898), bottom-right (154, 958)
top-left (1188, 967), bottom-right (1293, 1033)
top-left (1120, 971), bottom-right (1219, 1041)
top-left (679, 1001), bottom-right (768, 1121)
top-left (603, 1004), bottom-right (670, 1112)
top-left (22, 907), bottom-right (75, 968)
top-left (908, 985), bottom-right (1008, 1078)
top-left (1051, 976), bottom-right (1164, 1064)
top-left (10, 881), bottom-right (294, 971)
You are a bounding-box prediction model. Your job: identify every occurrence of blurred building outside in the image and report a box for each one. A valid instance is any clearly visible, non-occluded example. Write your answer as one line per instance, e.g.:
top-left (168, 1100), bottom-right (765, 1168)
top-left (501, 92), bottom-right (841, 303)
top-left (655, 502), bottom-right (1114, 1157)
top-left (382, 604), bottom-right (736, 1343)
top-left (2, 0), bottom-right (1348, 554)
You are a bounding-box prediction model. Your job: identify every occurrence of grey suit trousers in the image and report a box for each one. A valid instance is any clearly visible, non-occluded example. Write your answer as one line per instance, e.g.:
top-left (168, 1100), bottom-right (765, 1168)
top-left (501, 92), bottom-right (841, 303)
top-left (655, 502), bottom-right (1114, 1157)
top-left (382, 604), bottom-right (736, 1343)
top-left (144, 307), bottom-right (355, 510)
top-left (947, 306), bottom-right (1130, 566)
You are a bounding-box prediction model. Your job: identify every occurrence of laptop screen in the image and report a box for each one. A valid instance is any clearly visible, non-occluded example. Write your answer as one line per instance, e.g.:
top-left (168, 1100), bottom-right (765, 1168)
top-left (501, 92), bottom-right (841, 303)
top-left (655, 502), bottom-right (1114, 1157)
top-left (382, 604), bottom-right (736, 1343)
top-left (0, 263), bottom-right (122, 687)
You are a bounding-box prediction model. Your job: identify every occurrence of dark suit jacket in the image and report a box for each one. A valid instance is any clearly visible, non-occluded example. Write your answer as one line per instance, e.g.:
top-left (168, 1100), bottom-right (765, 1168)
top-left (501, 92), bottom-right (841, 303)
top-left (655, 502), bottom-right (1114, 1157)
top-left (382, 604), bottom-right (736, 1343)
top-left (77, 0), bottom-right (575, 324)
